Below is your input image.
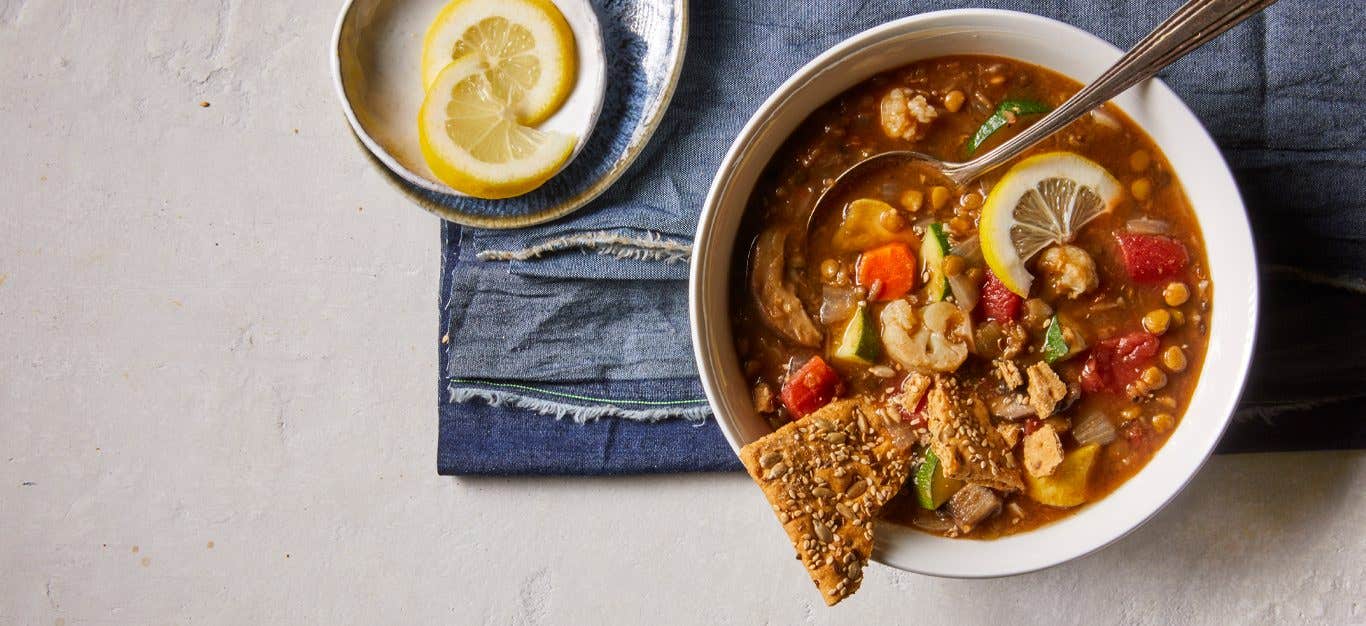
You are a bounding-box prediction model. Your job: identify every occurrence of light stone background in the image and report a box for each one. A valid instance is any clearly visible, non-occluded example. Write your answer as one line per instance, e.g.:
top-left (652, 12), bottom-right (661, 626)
top-left (1, 2), bottom-right (1363, 624)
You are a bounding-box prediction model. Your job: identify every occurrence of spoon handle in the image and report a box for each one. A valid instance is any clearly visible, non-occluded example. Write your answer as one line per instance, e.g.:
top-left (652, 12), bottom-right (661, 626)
top-left (947, 0), bottom-right (1278, 184)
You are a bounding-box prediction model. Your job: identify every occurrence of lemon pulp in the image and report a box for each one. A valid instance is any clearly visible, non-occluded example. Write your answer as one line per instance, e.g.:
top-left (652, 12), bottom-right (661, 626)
top-left (421, 0), bottom-right (576, 125)
top-left (418, 56), bottom-right (575, 199)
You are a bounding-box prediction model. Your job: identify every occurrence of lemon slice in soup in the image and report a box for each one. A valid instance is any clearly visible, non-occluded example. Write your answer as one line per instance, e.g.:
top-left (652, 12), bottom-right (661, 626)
top-left (421, 0), bottom-right (577, 125)
top-left (978, 152), bottom-right (1123, 296)
top-left (418, 55), bottom-right (576, 199)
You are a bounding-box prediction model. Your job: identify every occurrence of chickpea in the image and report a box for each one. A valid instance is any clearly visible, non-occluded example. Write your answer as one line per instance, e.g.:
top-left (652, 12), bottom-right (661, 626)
top-left (960, 191), bottom-right (984, 211)
top-left (1131, 178), bottom-right (1152, 202)
top-left (1162, 346), bottom-right (1188, 372)
top-left (820, 258), bottom-right (841, 282)
top-left (948, 216), bottom-right (972, 237)
top-left (1129, 149), bottom-right (1151, 172)
top-left (835, 269), bottom-right (850, 286)
top-left (943, 254), bottom-right (967, 278)
top-left (1163, 282), bottom-right (1190, 307)
top-left (1121, 406), bottom-right (1142, 423)
top-left (929, 186), bottom-right (950, 211)
top-left (1142, 308), bottom-right (1171, 335)
top-left (900, 189), bottom-right (924, 212)
top-left (1140, 366), bottom-right (1168, 391)
top-left (1169, 308), bottom-right (1186, 327)
top-left (943, 89), bottom-right (966, 113)
top-left (880, 207), bottom-right (907, 232)
top-left (1151, 412), bottom-right (1176, 433)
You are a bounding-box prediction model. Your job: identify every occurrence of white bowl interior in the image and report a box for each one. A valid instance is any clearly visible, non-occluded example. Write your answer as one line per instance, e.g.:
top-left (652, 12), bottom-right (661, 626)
top-left (332, 0), bottom-right (608, 195)
top-left (690, 9), bottom-right (1258, 578)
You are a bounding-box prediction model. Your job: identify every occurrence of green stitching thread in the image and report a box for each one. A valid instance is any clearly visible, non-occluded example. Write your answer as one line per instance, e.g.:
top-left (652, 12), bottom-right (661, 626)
top-left (449, 378), bottom-right (708, 406)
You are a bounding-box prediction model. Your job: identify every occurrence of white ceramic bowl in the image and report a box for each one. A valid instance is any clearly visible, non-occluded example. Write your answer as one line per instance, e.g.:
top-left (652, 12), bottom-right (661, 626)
top-left (690, 9), bottom-right (1259, 578)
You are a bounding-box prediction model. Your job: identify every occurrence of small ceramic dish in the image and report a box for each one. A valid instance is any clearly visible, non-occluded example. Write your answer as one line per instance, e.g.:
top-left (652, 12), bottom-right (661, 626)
top-left (332, 0), bottom-right (687, 228)
top-left (690, 9), bottom-right (1259, 578)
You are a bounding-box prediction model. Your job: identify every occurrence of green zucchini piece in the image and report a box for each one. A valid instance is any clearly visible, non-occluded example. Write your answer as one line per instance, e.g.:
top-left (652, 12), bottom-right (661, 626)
top-left (833, 302), bottom-right (880, 365)
top-left (915, 449), bottom-right (966, 510)
top-left (1042, 314), bottom-right (1087, 363)
top-left (1042, 315), bottom-right (1069, 363)
top-left (921, 223), bottom-right (952, 302)
top-left (966, 99), bottom-right (1052, 154)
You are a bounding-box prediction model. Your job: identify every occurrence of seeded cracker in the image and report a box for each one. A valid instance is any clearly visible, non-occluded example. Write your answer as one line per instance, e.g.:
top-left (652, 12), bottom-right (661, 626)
top-left (739, 399), bottom-right (913, 606)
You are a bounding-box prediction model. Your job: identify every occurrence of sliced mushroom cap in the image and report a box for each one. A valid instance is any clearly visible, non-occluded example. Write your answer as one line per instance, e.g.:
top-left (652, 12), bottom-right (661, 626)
top-left (749, 228), bottom-right (822, 347)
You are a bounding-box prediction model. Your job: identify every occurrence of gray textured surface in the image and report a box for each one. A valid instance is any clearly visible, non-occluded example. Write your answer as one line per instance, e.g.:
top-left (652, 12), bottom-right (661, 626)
top-left (1, 2), bottom-right (1363, 624)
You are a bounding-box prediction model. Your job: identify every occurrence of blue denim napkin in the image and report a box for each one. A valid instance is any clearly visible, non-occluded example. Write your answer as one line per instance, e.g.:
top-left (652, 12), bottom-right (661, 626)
top-left (439, 0), bottom-right (1366, 475)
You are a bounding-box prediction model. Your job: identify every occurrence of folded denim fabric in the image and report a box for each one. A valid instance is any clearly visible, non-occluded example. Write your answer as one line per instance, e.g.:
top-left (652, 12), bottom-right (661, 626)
top-left (439, 0), bottom-right (1366, 475)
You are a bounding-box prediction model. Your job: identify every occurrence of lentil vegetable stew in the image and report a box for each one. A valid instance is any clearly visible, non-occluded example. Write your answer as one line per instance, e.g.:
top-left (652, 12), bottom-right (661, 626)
top-left (733, 55), bottom-right (1211, 539)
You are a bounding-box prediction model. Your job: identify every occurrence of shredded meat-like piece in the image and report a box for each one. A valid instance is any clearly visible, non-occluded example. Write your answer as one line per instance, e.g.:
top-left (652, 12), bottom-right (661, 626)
top-left (997, 423), bottom-right (1023, 449)
top-left (752, 382), bottom-right (776, 414)
top-left (1023, 424), bottom-right (1065, 477)
top-left (1026, 361), bottom-right (1068, 418)
top-left (897, 372), bottom-right (933, 414)
top-left (994, 359), bottom-right (1024, 389)
top-left (925, 377), bottom-right (1024, 493)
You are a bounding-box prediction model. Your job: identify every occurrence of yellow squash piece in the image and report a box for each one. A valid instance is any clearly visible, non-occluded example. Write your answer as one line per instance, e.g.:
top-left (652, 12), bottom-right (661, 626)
top-left (1025, 443), bottom-right (1100, 508)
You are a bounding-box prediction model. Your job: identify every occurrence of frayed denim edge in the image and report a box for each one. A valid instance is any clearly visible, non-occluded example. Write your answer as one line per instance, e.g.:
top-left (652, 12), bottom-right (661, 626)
top-left (474, 230), bottom-right (692, 264)
top-left (448, 384), bottom-right (713, 424)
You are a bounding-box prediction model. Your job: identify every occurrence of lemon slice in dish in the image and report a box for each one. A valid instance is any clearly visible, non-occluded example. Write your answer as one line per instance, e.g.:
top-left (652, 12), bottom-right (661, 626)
top-left (418, 55), bottom-right (576, 199)
top-left (978, 152), bottom-right (1123, 296)
top-left (421, 0), bottom-right (577, 126)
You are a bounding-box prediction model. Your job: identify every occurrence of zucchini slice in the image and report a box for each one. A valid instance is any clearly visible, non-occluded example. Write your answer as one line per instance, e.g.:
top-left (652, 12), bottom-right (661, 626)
top-left (1042, 314), bottom-right (1086, 363)
top-left (966, 99), bottom-right (1052, 154)
top-left (921, 223), bottom-right (952, 302)
top-left (832, 302), bottom-right (880, 365)
top-left (915, 449), bottom-right (965, 509)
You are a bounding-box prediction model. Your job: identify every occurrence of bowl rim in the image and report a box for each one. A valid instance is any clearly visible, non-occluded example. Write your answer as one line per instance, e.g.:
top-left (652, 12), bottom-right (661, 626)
top-left (689, 8), bottom-right (1259, 578)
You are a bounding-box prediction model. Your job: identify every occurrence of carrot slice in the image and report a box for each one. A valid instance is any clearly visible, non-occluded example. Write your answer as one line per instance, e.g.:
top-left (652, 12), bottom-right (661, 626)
top-left (856, 242), bottom-right (916, 301)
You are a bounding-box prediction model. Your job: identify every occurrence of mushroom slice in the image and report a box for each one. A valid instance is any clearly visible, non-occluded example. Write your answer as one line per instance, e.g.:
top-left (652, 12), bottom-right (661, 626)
top-left (749, 228), bottom-right (822, 347)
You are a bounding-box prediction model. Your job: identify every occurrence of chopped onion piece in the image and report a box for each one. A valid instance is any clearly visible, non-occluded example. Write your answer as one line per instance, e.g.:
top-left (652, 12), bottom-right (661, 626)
top-left (1091, 109), bottom-right (1121, 130)
top-left (911, 508), bottom-right (956, 532)
top-left (818, 286), bottom-right (858, 325)
top-left (1073, 411), bottom-right (1117, 446)
top-left (947, 272), bottom-right (980, 312)
top-left (1127, 218), bottom-right (1172, 235)
top-left (949, 235), bottom-right (983, 263)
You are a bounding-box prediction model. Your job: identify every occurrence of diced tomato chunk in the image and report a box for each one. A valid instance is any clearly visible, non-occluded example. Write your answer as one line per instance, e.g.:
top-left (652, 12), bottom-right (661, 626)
top-left (856, 242), bottom-right (917, 301)
top-left (1115, 233), bottom-right (1189, 282)
top-left (981, 270), bottom-right (1022, 322)
top-left (780, 356), bottom-right (841, 419)
top-left (1080, 331), bottom-right (1160, 393)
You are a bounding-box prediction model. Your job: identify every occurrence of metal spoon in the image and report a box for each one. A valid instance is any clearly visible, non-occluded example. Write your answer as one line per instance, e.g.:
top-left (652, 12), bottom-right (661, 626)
top-left (806, 0), bottom-right (1278, 236)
